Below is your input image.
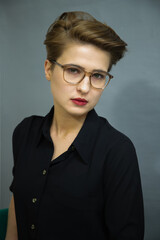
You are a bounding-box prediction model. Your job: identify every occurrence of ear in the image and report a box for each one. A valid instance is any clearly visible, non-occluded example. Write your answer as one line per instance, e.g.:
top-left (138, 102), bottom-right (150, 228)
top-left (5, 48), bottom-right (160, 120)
top-left (44, 59), bottom-right (52, 81)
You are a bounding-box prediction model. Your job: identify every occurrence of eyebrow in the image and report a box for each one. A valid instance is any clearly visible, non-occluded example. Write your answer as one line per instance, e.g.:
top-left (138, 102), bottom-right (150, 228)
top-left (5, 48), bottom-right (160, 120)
top-left (66, 63), bottom-right (108, 74)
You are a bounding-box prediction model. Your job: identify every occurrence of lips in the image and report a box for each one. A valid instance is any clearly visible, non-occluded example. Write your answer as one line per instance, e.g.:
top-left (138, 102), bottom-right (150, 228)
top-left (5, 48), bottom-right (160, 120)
top-left (71, 98), bottom-right (88, 106)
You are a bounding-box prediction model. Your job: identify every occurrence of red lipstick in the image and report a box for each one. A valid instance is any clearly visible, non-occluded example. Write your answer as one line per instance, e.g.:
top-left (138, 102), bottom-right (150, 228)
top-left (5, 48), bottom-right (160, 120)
top-left (71, 98), bottom-right (88, 106)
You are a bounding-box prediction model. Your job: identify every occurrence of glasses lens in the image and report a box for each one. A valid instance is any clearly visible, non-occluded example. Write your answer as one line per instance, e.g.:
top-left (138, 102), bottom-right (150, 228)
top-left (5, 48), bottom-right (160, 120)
top-left (91, 72), bottom-right (109, 88)
top-left (63, 64), bottom-right (111, 89)
top-left (64, 66), bottom-right (84, 83)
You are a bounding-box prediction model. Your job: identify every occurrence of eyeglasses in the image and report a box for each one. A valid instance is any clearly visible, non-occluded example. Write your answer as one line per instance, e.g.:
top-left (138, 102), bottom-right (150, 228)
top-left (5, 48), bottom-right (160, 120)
top-left (49, 60), bottom-right (113, 89)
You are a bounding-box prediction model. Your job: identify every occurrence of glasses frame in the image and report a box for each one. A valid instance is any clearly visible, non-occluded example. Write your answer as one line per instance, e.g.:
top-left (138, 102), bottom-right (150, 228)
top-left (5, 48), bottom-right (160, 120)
top-left (49, 59), bottom-right (113, 89)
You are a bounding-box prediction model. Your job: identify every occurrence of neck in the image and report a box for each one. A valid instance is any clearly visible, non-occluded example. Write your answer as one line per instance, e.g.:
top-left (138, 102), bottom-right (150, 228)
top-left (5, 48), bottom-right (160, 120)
top-left (50, 106), bottom-right (87, 138)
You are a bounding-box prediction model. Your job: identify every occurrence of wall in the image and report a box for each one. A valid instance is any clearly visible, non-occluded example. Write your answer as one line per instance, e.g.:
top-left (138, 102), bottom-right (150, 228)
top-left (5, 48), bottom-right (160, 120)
top-left (0, 0), bottom-right (160, 239)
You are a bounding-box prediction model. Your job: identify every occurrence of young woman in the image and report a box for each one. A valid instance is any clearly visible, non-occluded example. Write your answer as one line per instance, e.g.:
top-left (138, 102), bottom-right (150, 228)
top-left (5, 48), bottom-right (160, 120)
top-left (6, 11), bottom-right (144, 240)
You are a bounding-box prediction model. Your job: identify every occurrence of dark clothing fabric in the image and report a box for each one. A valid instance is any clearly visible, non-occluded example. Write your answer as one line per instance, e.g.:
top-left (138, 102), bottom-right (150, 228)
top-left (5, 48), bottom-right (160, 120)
top-left (10, 106), bottom-right (144, 240)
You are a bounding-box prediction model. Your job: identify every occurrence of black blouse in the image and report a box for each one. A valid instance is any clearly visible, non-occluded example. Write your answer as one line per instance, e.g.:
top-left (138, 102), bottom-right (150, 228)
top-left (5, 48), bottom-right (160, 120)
top-left (10, 106), bottom-right (144, 240)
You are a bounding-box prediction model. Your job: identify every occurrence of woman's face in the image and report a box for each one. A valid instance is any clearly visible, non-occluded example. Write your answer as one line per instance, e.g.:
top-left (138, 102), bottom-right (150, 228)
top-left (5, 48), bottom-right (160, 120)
top-left (45, 43), bottom-right (111, 118)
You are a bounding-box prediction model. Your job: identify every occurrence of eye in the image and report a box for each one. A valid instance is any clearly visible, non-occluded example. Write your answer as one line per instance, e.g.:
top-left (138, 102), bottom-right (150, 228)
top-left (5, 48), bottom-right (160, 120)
top-left (92, 73), bottom-right (106, 80)
top-left (66, 67), bottom-right (81, 75)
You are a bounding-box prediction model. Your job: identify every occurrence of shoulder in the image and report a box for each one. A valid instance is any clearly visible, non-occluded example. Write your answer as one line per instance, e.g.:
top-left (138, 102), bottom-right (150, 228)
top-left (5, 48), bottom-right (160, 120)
top-left (97, 115), bottom-right (137, 162)
top-left (98, 116), bottom-right (133, 145)
top-left (95, 117), bottom-right (140, 182)
top-left (12, 114), bottom-right (44, 142)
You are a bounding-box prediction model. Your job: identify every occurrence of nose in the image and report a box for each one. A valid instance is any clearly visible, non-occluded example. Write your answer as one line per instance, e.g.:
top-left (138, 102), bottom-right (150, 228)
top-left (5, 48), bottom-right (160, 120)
top-left (76, 75), bottom-right (91, 94)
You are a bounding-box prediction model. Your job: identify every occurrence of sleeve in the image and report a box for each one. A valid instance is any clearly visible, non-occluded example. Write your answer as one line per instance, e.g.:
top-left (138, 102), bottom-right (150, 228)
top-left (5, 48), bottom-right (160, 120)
top-left (103, 140), bottom-right (144, 240)
top-left (9, 123), bottom-right (21, 192)
top-left (9, 117), bottom-right (29, 192)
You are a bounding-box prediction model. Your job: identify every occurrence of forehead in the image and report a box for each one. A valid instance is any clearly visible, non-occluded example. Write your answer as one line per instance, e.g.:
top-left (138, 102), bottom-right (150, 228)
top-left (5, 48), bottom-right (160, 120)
top-left (57, 43), bottom-right (111, 71)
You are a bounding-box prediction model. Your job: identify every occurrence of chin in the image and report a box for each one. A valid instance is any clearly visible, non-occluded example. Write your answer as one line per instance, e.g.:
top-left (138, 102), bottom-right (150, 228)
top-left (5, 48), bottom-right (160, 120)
top-left (68, 106), bottom-right (93, 118)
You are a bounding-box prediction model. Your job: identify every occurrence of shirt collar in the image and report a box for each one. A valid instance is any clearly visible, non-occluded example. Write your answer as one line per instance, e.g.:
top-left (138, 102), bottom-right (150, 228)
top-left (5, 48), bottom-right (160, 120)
top-left (72, 109), bottom-right (101, 164)
top-left (36, 106), bottom-right (54, 146)
top-left (37, 106), bottom-right (102, 164)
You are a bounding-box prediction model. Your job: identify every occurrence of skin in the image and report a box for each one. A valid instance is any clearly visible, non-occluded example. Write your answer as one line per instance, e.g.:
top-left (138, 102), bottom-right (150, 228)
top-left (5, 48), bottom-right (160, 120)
top-left (45, 43), bottom-right (111, 159)
top-left (5, 196), bottom-right (18, 240)
top-left (5, 43), bottom-right (111, 238)
top-left (45, 43), bottom-right (111, 121)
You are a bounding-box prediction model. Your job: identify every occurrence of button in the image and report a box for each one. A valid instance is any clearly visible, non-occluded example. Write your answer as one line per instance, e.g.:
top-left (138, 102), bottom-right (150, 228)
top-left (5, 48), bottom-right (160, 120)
top-left (71, 145), bottom-right (75, 151)
top-left (42, 169), bottom-right (47, 175)
top-left (32, 198), bottom-right (37, 203)
top-left (31, 224), bottom-right (35, 230)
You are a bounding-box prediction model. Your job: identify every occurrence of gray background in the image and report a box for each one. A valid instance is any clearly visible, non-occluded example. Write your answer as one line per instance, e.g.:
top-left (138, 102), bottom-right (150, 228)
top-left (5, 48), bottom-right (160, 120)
top-left (0, 0), bottom-right (160, 239)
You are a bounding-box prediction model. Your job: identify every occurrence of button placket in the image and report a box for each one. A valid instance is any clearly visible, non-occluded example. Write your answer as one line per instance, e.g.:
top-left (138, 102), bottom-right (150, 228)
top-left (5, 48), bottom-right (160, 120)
top-left (32, 198), bottom-right (37, 203)
top-left (29, 166), bottom-right (49, 235)
top-left (31, 224), bottom-right (35, 230)
top-left (71, 145), bottom-right (75, 151)
top-left (42, 169), bottom-right (47, 175)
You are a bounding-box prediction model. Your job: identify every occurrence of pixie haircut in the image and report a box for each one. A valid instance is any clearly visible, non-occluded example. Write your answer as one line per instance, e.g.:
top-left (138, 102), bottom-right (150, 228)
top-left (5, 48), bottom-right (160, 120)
top-left (44, 11), bottom-right (127, 71)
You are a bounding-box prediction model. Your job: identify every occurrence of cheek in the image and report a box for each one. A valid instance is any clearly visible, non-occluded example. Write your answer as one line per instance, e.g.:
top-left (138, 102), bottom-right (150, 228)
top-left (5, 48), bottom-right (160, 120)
top-left (92, 91), bottom-right (103, 102)
top-left (50, 73), bottom-right (62, 91)
top-left (50, 77), bottom-right (71, 98)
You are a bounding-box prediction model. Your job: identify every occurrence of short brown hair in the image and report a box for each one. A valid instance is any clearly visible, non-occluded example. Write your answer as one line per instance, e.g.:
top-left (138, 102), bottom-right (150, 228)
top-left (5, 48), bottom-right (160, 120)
top-left (44, 11), bottom-right (127, 71)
